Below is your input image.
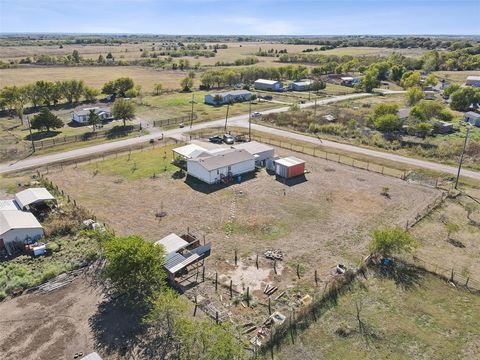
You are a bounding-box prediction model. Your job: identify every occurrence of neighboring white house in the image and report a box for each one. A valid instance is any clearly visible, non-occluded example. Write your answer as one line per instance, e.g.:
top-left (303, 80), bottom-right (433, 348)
top-left (14, 188), bottom-right (55, 210)
top-left (187, 149), bottom-right (255, 184)
top-left (464, 111), bottom-right (480, 127)
top-left (233, 141), bottom-right (274, 165)
top-left (0, 200), bottom-right (20, 211)
top-left (289, 80), bottom-right (312, 91)
top-left (466, 76), bottom-right (480, 87)
top-left (340, 77), bottom-right (360, 87)
top-left (71, 107), bottom-right (113, 124)
top-left (0, 210), bottom-right (44, 255)
top-left (254, 79), bottom-right (283, 92)
top-left (204, 90), bottom-right (253, 105)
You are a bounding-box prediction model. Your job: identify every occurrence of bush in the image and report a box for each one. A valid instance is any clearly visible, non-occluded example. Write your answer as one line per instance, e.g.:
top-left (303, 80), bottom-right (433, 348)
top-left (374, 114), bottom-right (402, 132)
top-left (369, 227), bottom-right (418, 257)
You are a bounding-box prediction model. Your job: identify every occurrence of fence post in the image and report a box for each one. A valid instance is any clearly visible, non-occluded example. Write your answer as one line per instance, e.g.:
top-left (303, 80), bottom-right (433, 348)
top-left (246, 287), bottom-right (250, 307)
top-left (296, 264), bottom-right (301, 279)
top-left (230, 280), bottom-right (233, 299)
top-left (450, 268), bottom-right (454, 282)
top-left (215, 271), bottom-right (218, 291)
top-left (268, 297), bottom-right (272, 315)
top-left (234, 249), bottom-right (238, 266)
top-left (256, 253), bottom-right (259, 269)
top-left (314, 269), bottom-right (318, 285)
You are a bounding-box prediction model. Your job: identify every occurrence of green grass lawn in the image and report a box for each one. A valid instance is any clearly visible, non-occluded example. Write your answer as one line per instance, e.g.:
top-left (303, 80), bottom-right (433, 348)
top-left (83, 143), bottom-right (179, 180)
top-left (274, 273), bottom-right (480, 360)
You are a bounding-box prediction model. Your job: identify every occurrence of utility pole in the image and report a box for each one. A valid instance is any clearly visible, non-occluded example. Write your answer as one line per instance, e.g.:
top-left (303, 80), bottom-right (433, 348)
top-left (314, 99), bottom-right (317, 118)
top-left (248, 100), bottom-right (252, 141)
top-left (455, 126), bottom-right (471, 189)
top-left (26, 115), bottom-right (35, 153)
top-left (224, 102), bottom-right (230, 132)
top-left (189, 93), bottom-right (196, 129)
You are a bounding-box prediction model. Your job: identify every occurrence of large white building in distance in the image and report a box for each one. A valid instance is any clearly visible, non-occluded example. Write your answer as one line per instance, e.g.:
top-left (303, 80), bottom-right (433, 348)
top-left (254, 79), bottom-right (283, 92)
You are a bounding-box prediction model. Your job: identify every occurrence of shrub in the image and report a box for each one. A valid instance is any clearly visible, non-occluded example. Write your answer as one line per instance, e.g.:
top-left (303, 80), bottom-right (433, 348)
top-left (374, 114), bottom-right (402, 132)
top-left (369, 227), bottom-right (418, 257)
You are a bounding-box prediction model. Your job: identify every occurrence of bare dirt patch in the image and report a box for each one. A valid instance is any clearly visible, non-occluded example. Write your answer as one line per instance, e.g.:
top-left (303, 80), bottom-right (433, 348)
top-left (0, 275), bottom-right (103, 360)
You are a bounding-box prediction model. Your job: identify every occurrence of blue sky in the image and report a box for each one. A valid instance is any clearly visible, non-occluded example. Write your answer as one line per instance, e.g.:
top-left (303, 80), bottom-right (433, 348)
top-left (0, 0), bottom-right (478, 35)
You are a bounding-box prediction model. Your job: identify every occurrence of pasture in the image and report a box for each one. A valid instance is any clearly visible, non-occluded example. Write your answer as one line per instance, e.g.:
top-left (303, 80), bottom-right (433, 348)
top-left (0, 66), bottom-right (188, 91)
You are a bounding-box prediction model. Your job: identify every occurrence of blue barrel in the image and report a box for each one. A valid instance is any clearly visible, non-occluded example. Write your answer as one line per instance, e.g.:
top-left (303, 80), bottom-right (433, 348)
top-left (237, 175), bottom-right (242, 183)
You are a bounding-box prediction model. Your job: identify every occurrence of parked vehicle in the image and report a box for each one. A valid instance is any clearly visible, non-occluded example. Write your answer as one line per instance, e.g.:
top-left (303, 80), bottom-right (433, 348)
top-left (223, 134), bottom-right (235, 144)
top-left (252, 112), bottom-right (262, 118)
top-left (234, 134), bottom-right (248, 142)
top-left (179, 122), bottom-right (185, 128)
top-left (209, 135), bottom-right (223, 144)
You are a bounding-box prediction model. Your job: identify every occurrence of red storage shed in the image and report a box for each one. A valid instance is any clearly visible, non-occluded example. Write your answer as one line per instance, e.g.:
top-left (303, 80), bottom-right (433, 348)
top-left (275, 157), bottom-right (305, 178)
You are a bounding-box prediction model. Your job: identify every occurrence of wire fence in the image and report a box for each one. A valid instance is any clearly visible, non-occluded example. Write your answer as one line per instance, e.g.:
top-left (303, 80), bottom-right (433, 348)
top-left (153, 114), bottom-right (197, 128)
top-left (32, 124), bottom-right (143, 150)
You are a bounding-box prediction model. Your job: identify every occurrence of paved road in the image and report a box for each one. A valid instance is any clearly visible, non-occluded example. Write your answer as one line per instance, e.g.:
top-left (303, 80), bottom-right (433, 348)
top-left (1, 91), bottom-right (479, 182)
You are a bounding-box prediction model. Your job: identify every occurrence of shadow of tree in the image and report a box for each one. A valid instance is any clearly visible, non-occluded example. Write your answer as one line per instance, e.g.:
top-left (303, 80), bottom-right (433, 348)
top-left (372, 260), bottom-right (424, 290)
top-left (88, 295), bottom-right (149, 357)
top-left (24, 130), bottom-right (61, 141)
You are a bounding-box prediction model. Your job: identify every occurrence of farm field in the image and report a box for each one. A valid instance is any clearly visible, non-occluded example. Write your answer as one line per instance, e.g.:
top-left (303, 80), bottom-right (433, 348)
top-left (0, 66), bottom-right (189, 91)
top-left (47, 143), bottom-right (440, 284)
top-left (433, 70), bottom-right (480, 84)
top-left (274, 273), bottom-right (480, 360)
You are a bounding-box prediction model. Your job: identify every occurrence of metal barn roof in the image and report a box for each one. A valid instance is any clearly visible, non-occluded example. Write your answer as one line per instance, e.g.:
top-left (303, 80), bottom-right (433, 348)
top-left (0, 210), bottom-right (43, 236)
top-left (80, 353), bottom-right (103, 360)
top-left (208, 90), bottom-right (252, 98)
top-left (255, 79), bottom-right (280, 85)
top-left (14, 188), bottom-right (55, 210)
top-left (275, 156), bottom-right (305, 167)
top-left (466, 76), bottom-right (480, 81)
top-left (155, 233), bottom-right (189, 255)
top-left (465, 111), bottom-right (480, 119)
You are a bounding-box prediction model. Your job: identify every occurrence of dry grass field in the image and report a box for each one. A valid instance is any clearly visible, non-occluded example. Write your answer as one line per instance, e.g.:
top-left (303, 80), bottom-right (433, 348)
top-left (433, 70), bottom-right (480, 84)
top-left (47, 144), bottom-right (440, 282)
top-left (274, 273), bottom-right (480, 360)
top-left (0, 66), bottom-right (189, 91)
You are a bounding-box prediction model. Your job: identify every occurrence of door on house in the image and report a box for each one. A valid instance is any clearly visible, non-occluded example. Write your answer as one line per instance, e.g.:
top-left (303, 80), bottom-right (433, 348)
top-left (0, 238), bottom-right (5, 250)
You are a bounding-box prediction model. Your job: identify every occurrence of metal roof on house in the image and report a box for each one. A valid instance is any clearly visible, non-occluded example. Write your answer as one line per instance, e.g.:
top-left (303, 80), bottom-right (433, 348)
top-left (209, 90), bottom-right (252, 97)
top-left (73, 107), bottom-right (111, 116)
top-left (292, 80), bottom-right (312, 86)
top-left (14, 188), bottom-right (55, 210)
top-left (173, 144), bottom-right (209, 159)
top-left (465, 111), bottom-right (480, 119)
top-left (275, 156), bottom-right (305, 167)
top-left (0, 210), bottom-right (43, 236)
top-left (466, 76), bottom-right (480, 81)
top-left (233, 141), bottom-right (274, 155)
top-left (254, 79), bottom-right (280, 85)
top-left (0, 200), bottom-right (20, 211)
top-left (188, 149), bottom-right (255, 171)
top-left (155, 233), bottom-right (189, 255)
top-left (168, 253), bottom-right (200, 274)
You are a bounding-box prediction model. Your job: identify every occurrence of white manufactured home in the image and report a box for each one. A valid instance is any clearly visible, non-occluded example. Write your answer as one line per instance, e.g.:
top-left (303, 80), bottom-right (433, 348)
top-left (254, 79), bottom-right (283, 92)
top-left (187, 149), bottom-right (255, 184)
top-left (233, 141), bottom-right (274, 165)
top-left (71, 107), bottom-right (113, 124)
top-left (0, 210), bottom-right (44, 255)
top-left (204, 90), bottom-right (253, 105)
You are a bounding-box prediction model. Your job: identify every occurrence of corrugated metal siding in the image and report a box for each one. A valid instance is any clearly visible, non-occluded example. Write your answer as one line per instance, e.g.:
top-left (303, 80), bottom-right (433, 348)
top-left (288, 163), bottom-right (305, 178)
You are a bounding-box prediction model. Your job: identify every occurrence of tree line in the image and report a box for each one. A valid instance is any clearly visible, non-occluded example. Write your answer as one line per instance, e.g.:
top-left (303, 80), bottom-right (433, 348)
top-left (0, 80), bottom-right (99, 119)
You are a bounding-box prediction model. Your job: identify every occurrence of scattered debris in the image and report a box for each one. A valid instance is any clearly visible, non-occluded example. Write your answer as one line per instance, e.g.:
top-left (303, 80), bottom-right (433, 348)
top-left (264, 249), bottom-right (284, 260)
top-left (336, 264), bottom-right (346, 274)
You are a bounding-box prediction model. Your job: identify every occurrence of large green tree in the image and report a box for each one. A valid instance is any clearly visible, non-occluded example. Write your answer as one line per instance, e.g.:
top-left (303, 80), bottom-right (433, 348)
top-left (30, 107), bottom-right (63, 133)
top-left (87, 109), bottom-right (101, 132)
top-left (103, 235), bottom-right (165, 298)
top-left (405, 86), bottom-right (424, 106)
top-left (112, 98), bottom-right (136, 127)
top-left (450, 87), bottom-right (480, 112)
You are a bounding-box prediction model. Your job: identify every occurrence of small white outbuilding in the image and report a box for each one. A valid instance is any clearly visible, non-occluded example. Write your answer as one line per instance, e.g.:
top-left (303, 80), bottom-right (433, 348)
top-left (0, 210), bottom-right (44, 255)
top-left (14, 188), bottom-right (55, 210)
